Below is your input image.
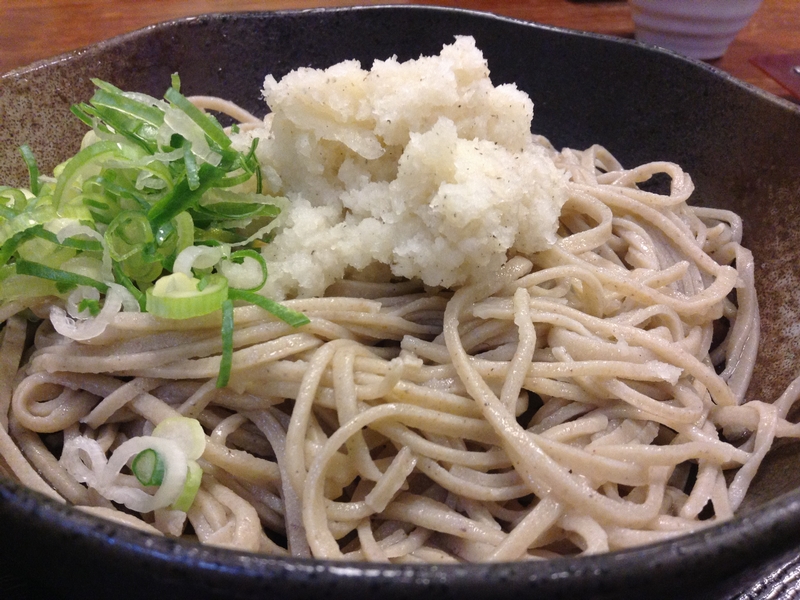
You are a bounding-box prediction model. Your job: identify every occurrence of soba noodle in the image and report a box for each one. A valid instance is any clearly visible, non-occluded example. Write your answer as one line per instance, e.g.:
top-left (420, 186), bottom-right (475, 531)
top-left (3, 139), bottom-right (798, 561)
top-left (2, 43), bottom-right (800, 563)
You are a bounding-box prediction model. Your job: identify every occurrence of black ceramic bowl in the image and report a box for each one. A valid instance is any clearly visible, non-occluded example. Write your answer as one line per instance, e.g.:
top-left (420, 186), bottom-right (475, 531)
top-left (2, 6), bottom-right (800, 600)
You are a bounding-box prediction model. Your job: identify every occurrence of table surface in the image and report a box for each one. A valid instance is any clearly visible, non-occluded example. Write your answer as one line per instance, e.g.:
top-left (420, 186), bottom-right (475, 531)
top-left (1, 2), bottom-right (800, 599)
top-left (1, 0), bottom-right (799, 101)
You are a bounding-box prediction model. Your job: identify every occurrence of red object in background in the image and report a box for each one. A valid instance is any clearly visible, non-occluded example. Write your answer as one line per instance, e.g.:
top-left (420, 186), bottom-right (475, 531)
top-left (751, 52), bottom-right (800, 99)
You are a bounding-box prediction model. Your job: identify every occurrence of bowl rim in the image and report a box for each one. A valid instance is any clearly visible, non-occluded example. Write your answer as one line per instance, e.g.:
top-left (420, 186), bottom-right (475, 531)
top-left (2, 4), bottom-right (800, 595)
top-left (5, 471), bottom-right (800, 590)
top-left (4, 3), bottom-right (798, 116)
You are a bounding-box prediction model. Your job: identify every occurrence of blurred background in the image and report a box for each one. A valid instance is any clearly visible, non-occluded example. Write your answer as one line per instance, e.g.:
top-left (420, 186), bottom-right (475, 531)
top-left (0, 0), bottom-right (798, 101)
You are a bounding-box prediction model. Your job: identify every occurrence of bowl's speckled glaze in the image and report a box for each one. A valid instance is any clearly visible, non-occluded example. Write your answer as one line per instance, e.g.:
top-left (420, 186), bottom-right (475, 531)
top-left (2, 6), bottom-right (800, 599)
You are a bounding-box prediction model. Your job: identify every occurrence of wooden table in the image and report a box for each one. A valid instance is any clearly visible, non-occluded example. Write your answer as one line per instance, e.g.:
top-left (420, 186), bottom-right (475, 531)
top-left (1, 0), bottom-right (799, 101)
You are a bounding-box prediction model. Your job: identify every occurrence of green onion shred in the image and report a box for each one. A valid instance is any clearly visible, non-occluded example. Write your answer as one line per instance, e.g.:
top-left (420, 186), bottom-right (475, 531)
top-left (1, 76), bottom-right (308, 388)
top-left (132, 448), bottom-right (165, 487)
top-left (216, 298), bottom-right (235, 388)
top-left (172, 461), bottom-right (203, 511)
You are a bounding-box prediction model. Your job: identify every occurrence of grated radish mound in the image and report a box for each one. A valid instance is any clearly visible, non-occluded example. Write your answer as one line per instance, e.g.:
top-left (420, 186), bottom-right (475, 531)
top-left (237, 36), bottom-right (568, 299)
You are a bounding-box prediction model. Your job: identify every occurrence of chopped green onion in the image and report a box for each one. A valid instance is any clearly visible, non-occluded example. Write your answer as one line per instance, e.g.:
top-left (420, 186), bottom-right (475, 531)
top-left (193, 198), bottom-right (281, 222)
top-left (164, 87), bottom-right (231, 150)
top-left (145, 272), bottom-right (227, 319)
top-left (172, 212), bottom-right (194, 254)
top-left (182, 139), bottom-right (200, 191)
top-left (34, 226), bottom-right (104, 253)
top-left (194, 227), bottom-right (247, 245)
top-left (0, 229), bottom-right (36, 267)
top-left (89, 87), bottom-right (165, 130)
top-left (77, 297), bottom-right (101, 316)
top-left (0, 272), bottom-right (59, 301)
top-left (254, 160), bottom-right (263, 194)
top-left (0, 187), bottom-right (28, 212)
top-left (15, 259), bottom-right (108, 292)
top-left (171, 460), bottom-right (203, 512)
top-left (0, 205), bottom-right (18, 221)
top-left (112, 263), bottom-right (146, 311)
top-left (209, 168), bottom-right (259, 189)
top-left (131, 448), bottom-right (165, 486)
top-left (70, 103), bottom-right (95, 128)
top-left (216, 298), bottom-right (234, 388)
top-left (52, 140), bottom-right (124, 210)
top-left (228, 288), bottom-right (310, 328)
top-left (19, 145), bottom-right (41, 196)
top-left (154, 221), bottom-right (176, 246)
top-left (231, 249), bottom-right (266, 267)
top-left (152, 416), bottom-right (206, 460)
top-left (119, 250), bottom-right (163, 283)
top-left (146, 163), bottom-right (216, 229)
top-left (2, 76), bottom-right (300, 389)
top-left (105, 210), bottom-right (154, 261)
top-left (16, 236), bottom-right (76, 270)
top-left (220, 249), bottom-right (268, 292)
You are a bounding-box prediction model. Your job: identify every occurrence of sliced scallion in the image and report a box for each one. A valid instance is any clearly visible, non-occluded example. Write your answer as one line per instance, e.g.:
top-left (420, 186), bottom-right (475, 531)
top-left (0, 229), bottom-right (36, 267)
top-left (171, 460), bottom-right (203, 512)
top-left (112, 263), bottom-right (146, 311)
top-left (35, 226), bottom-right (104, 253)
top-left (105, 210), bottom-right (154, 262)
top-left (19, 145), bottom-right (41, 196)
top-left (2, 75), bottom-right (307, 385)
top-left (146, 163), bottom-right (216, 229)
top-left (151, 416), bottom-right (206, 460)
top-left (216, 298), bottom-right (234, 388)
top-left (219, 249), bottom-right (268, 292)
top-left (15, 259), bottom-right (109, 292)
top-left (51, 140), bottom-right (124, 210)
top-left (182, 139), bottom-right (200, 191)
top-left (89, 87), bottom-right (166, 130)
top-left (131, 448), bottom-right (165, 487)
top-left (228, 288), bottom-right (310, 328)
top-left (77, 297), bottom-right (101, 316)
top-left (164, 86), bottom-right (231, 151)
top-left (145, 272), bottom-right (227, 319)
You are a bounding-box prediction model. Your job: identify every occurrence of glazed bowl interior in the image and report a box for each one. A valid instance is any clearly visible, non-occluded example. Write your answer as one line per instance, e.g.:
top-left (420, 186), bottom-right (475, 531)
top-left (2, 6), bottom-right (800, 600)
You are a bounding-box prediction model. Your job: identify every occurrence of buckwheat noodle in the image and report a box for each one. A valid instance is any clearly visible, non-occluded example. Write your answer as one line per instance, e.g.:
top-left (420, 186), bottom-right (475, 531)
top-left (2, 99), bottom-right (800, 563)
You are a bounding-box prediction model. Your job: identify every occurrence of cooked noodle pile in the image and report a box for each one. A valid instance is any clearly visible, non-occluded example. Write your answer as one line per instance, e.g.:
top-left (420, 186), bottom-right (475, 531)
top-left (3, 132), bottom-right (800, 561)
